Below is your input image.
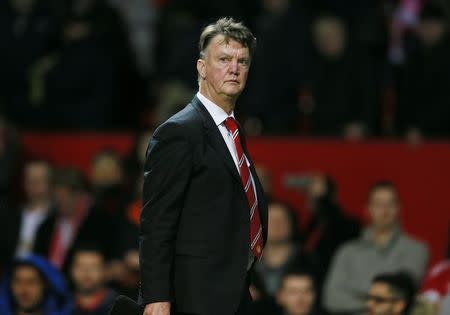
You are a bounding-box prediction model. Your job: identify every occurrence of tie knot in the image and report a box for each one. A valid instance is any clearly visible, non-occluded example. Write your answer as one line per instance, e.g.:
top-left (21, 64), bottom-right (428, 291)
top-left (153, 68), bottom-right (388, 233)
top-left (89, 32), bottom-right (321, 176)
top-left (224, 117), bottom-right (238, 133)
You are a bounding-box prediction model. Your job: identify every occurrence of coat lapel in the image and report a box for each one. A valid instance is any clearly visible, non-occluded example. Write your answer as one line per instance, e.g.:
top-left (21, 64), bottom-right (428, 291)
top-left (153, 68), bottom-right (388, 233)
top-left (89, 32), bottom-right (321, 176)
top-left (191, 97), bottom-right (243, 186)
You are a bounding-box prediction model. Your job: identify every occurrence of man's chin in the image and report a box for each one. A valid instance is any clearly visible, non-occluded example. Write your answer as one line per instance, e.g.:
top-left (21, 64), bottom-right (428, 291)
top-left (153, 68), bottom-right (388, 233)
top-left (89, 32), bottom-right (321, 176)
top-left (17, 304), bottom-right (43, 314)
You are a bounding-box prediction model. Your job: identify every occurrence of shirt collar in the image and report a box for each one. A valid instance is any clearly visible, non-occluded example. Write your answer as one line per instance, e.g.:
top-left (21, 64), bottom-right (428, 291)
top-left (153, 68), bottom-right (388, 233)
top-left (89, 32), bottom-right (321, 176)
top-left (196, 91), bottom-right (234, 127)
top-left (361, 225), bottom-right (402, 250)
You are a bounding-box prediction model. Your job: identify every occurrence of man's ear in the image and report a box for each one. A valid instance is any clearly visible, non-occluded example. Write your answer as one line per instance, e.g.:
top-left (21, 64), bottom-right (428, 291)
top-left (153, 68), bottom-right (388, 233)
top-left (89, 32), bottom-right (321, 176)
top-left (197, 59), bottom-right (206, 79)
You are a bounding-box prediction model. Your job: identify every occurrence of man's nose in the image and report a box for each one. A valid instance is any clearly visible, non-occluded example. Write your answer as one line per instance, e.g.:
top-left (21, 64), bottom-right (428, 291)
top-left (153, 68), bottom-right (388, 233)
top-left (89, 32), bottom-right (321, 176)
top-left (229, 59), bottom-right (239, 74)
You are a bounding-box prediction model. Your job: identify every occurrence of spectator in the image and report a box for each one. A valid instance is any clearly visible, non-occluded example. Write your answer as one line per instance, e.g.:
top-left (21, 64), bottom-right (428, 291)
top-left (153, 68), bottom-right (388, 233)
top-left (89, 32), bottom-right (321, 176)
top-left (90, 149), bottom-right (125, 215)
top-left (367, 272), bottom-right (416, 315)
top-left (301, 174), bottom-right (361, 280)
top-left (300, 14), bottom-right (379, 138)
top-left (397, 3), bottom-right (450, 138)
top-left (39, 14), bottom-right (119, 130)
top-left (0, 160), bottom-right (53, 272)
top-left (33, 167), bottom-right (116, 270)
top-left (420, 227), bottom-right (450, 308)
top-left (323, 181), bottom-right (429, 315)
top-left (242, 0), bottom-right (310, 134)
top-left (276, 267), bottom-right (318, 315)
top-left (421, 260), bottom-right (450, 308)
top-left (0, 255), bottom-right (72, 315)
top-left (70, 245), bottom-right (117, 315)
top-left (255, 202), bottom-right (314, 296)
top-left (0, 0), bottom-right (59, 128)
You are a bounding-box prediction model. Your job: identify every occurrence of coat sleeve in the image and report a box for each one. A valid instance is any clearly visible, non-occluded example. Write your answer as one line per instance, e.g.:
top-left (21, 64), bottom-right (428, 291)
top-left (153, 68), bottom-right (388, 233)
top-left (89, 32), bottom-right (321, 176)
top-left (139, 122), bottom-right (193, 305)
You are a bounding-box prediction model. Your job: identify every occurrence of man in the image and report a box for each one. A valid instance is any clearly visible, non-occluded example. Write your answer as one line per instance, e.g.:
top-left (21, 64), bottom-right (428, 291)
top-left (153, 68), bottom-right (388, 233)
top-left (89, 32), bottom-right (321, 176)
top-left (276, 268), bottom-right (317, 315)
top-left (33, 167), bottom-right (116, 271)
top-left (366, 273), bottom-right (416, 315)
top-left (323, 181), bottom-right (428, 315)
top-left (140, 18), bottom-right (268, 315)
top-left (71, 245), bottom-right (117, 315)
top-left (397, 3), bottom-right (450, 139)
top-left (0, 255), bottom-right (72, 315)
top-left (0, 160), bottom-right (53, 272)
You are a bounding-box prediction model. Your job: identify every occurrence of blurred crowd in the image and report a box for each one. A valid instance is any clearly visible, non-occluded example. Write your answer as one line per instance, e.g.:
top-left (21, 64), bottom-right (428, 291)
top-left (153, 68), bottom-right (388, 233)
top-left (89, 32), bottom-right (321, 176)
top-left (1, 0), bottom-right (450, 315)
top-left (0, 136), bottom-right (449, 315)
top-left (1, 0), bottom-right (450, 139)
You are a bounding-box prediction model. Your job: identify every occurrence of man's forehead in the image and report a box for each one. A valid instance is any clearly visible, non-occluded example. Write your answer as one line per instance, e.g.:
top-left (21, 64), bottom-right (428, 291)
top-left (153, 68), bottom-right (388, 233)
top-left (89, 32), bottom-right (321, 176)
top-left (207, 35), bottom-right (249, 56)
top-left (371, 282), bottom-right (391, 295)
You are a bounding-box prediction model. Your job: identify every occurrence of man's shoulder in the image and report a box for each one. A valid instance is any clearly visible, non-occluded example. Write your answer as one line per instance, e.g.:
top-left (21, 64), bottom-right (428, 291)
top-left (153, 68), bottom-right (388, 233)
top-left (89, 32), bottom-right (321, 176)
top-left (154, 102), bottom-right (204, 141)
top-left (397, 233), bottom-right (429, 254)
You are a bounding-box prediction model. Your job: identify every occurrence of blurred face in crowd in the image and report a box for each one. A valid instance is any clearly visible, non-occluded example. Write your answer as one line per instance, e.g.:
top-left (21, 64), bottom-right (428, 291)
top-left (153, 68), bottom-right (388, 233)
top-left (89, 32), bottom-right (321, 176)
top-left (277, 275), bottom-right (315, 315)
top-left (268, 203), bottom-right (293, 243)
top-left (91, 153), bottom-right (123, 188)
top-left (255, 165), bottom-right (272, 196)
top-left (418, 18), bottom-right (446, 46)
top-left (263, 0), bottom-right (290, 15)
top-left (367, 282), bottom-right (406, 315)
top-left (54, 185), bottom-right (77, 216)
top-left (71, 251), bottom-right (105, 295)
top-left (306, 174), bottom-right (328, 210)
top-left (11, 265), bottom-right (46, 313)
top-left (368, 187), bottom-right (399, 231)
top-left (197, 35), bottom-right (251, 108)
top-left (24, 162), bottom-right (51, 204)
top-left (10, 0), bottom-right (35, 14)
top-left (313, 17), bottom-right (346, 59)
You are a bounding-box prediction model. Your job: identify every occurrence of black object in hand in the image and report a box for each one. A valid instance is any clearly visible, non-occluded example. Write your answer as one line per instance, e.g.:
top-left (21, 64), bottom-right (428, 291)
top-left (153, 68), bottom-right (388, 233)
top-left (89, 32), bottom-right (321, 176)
top-left (109, 295), bottom-right (142, 315)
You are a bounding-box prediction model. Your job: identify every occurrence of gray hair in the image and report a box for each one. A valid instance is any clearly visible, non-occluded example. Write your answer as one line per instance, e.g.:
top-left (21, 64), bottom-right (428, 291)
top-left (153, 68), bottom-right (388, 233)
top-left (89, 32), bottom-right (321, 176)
top-left (198, 17), bottom-right (256, 59)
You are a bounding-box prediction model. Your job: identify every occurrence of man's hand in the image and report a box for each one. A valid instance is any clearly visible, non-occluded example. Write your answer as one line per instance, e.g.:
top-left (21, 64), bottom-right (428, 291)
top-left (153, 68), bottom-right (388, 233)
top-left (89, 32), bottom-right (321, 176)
top-left (143, 302), bottom-right (170, 315)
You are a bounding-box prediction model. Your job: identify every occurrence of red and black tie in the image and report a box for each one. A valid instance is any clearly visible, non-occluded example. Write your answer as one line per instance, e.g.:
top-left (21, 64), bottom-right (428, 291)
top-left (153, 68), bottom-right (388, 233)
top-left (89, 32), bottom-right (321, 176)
top-left (224, 117), bottom-right (263, 259)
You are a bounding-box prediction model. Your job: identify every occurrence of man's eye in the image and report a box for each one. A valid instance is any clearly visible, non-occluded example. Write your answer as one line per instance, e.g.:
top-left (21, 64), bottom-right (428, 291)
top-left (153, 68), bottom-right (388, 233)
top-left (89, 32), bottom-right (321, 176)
top-left (239, 60), bottom-right (249, 66)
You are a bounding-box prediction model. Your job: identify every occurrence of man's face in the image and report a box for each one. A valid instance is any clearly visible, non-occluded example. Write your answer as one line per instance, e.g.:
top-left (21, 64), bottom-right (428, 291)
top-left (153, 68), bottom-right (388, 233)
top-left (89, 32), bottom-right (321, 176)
top-left (11, 265), bottom-right (45, 312)
top-left (268, 204), bottom-right (292, 243)
top-left (368, 188), bottom-right (399, 230)
top-left (24, 163), bottom-right (51, 203)
top-left (367, 282), bottom-right (405, 315)
top-left (197, 35), bottom-right (250, 102)
top-left (277, 276), bottom-right (315, 315)
top-left (71, 251), bottom-right (105, 294)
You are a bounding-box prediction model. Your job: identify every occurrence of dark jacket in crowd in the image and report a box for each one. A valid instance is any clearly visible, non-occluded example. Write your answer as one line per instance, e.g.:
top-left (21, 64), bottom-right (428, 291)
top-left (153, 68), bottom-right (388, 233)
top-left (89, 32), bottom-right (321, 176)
top-left (302, 195), bottom-right (361, 281)
top-left (73, 289), bottom-right (117, 315)
top-left (304, 50), bottom-right (378, 136)
top-left (0, 1), bottom-right (59, 127)
top-left (0, 206), bottom-right (53, 276)
top-left (242, 3), bottom-right (310, 134)
top-left (0, 255), bottom-right (73, 315)
top-left (397, 35), bottom-right (450, 137)
top-left (33, 205), bottom-right (118, 271)
top-left (43, 34), bottom-right (118, 129)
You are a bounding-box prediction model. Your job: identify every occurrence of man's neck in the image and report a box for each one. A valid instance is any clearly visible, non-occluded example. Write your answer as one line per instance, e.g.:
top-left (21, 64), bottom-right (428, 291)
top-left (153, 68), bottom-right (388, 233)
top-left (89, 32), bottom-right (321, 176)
top-left (199, 85), bottom-right (236, 115)
top-left (26, 199), bottom-right (50, 212)
top-left (372, 226), bottom-right (396, 246)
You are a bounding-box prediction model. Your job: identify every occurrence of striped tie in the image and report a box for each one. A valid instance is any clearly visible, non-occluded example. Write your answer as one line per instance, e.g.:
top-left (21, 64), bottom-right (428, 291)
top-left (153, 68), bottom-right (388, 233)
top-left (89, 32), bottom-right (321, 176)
top-left (224, 117), bottom-right (263, 259)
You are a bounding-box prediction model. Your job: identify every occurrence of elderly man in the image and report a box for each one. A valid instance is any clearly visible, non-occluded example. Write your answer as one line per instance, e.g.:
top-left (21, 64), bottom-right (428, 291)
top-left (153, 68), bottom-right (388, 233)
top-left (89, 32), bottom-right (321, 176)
top-left (140, 18), bottom-right (268, 315)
